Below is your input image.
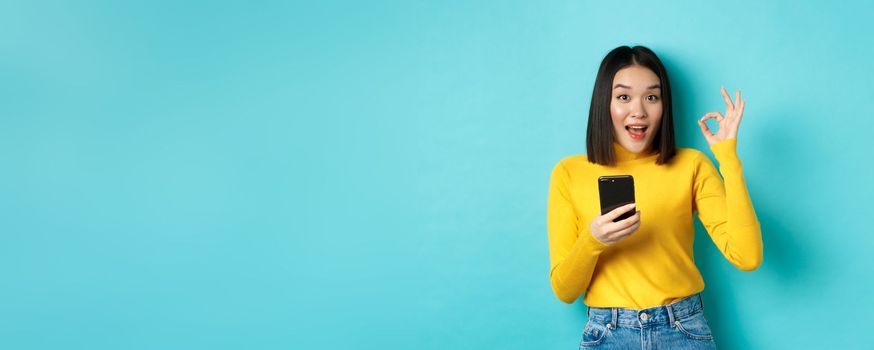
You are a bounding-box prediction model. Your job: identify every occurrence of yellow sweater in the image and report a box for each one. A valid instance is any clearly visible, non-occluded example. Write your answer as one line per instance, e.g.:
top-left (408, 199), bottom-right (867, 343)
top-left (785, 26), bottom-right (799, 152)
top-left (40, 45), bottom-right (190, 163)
top-left (546, 139), bottom-right (762, 308)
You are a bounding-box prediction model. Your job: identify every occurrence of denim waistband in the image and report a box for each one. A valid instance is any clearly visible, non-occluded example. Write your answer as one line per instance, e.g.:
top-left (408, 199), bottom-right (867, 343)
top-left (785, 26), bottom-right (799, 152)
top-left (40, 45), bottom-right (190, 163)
top-left (586, 293), bottom-right (705, 328)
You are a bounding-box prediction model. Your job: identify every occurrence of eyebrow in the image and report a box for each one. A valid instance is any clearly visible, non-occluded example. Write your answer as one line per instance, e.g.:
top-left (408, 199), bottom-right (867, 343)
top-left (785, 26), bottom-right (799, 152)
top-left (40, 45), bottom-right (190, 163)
top-left (613, 84), bottom-right (661, 90)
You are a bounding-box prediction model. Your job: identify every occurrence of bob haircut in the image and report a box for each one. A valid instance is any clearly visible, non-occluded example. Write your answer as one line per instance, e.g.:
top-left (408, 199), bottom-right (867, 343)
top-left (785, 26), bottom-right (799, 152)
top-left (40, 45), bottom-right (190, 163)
top-left (586, 45), bottom-right (676, 166)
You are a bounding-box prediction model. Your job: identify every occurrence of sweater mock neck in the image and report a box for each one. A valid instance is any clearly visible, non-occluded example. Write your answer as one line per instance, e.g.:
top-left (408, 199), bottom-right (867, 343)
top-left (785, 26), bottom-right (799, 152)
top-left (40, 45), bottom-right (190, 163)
top-left (613, 142), bottom-right (659, 164)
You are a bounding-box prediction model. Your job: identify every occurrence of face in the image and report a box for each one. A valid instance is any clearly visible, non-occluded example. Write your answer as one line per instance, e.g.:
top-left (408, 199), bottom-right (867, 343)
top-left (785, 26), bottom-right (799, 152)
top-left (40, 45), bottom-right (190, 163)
top-left (610, 65), bottom-right (663, 154)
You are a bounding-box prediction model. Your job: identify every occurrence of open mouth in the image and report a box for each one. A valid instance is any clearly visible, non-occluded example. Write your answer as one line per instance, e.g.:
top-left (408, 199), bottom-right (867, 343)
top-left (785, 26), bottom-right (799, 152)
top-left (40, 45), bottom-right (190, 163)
top-left (625, 125), bottom-right (648, 140)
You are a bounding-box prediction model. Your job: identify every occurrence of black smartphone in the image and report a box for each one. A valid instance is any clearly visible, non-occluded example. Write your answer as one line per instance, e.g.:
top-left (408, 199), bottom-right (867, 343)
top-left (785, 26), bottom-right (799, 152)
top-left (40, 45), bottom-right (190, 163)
top-left (598, 175), bottom-right (636, 222)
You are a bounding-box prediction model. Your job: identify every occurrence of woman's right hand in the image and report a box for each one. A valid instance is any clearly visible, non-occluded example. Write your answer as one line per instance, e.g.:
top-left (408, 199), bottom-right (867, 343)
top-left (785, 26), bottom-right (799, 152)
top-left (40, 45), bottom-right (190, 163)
top-left (590, 203), bottom-right (641, 245)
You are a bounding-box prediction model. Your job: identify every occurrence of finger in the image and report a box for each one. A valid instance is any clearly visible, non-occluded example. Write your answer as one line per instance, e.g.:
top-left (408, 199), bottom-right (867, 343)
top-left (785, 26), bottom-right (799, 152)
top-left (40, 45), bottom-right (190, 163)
top-left (737, 99), bottom-right (745, 123)
top-left (721, 86), bottom-right (735, 110)
top-left (612, 220), bottom-right (641, 239)
top-left (609, 210), bottom-right (640, 231)
top-left (698, 118), bottom-right (716, 143)
top-left (604, 211), bottom-right (639, 233)
top-left (601, 212), bottom-right (640, 232)
top-left (697, 118), bottom-right (711, 134)
top-left (701, 112), bottom-right (723, 123)
top-left (701, 112), bottom-right (726, 129)
top-left (604, 203), bottom-right (636, 222)
top-left (734, 90), bottom-right (741, 108)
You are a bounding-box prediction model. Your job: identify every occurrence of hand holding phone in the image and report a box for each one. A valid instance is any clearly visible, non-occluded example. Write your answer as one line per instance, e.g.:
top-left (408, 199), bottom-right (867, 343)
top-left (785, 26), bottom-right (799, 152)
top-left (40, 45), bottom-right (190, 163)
top-left (589, 203), bottom-right (641, 245)
top-left (590, 176), bottom-right (641, 245)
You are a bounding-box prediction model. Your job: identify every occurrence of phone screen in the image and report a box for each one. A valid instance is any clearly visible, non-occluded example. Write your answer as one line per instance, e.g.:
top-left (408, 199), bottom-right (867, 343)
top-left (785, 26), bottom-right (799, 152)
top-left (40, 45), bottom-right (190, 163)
top-left (598, 175), bottom-right (636, 222)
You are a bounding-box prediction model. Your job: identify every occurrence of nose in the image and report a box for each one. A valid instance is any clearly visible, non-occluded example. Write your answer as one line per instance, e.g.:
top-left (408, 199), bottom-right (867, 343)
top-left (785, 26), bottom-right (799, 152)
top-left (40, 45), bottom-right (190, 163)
top-left (630, 100), bottom-right (647, 118)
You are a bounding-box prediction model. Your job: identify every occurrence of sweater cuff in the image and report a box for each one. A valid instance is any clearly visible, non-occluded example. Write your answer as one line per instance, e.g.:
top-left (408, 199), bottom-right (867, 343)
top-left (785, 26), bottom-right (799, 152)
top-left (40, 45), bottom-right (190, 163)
top-left (710, 138), bottom-right (741, 168)
top-left (580, 227), bottom-right (611, 253)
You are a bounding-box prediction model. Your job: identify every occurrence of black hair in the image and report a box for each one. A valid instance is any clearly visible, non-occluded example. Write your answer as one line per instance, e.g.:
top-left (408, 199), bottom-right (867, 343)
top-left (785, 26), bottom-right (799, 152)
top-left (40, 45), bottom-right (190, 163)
top-left (586, 45), bottom-right (676, 166)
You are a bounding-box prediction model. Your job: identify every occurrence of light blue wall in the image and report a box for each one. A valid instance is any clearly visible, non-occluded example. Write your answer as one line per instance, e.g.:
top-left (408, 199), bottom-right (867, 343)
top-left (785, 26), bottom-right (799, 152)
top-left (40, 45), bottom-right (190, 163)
top-left (2, 0), bottom-right (872, 349)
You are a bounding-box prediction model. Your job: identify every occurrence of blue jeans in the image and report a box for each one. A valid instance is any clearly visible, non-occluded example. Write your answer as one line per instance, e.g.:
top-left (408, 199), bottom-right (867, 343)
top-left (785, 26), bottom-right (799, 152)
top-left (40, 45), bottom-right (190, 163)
top-left (579, 293), bottom-right (717, 349)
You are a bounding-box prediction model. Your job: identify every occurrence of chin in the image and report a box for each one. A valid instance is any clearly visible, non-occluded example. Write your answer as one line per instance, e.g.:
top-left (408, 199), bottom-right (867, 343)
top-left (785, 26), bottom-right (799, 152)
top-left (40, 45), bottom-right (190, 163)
top-left (620, 140), bottom-right (647, 153)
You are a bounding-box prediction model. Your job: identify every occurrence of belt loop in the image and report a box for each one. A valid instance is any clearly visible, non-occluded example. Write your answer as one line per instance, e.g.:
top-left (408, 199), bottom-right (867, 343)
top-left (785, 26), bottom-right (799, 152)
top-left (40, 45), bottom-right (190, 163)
top-left (587, 306), bottom-right (590, 318)
top-left (698, 293), bottom-right (705, 309)
top-left (611, 308), bottom-right (618, 327)
top-left (666, 302), bottom-right (676, 327)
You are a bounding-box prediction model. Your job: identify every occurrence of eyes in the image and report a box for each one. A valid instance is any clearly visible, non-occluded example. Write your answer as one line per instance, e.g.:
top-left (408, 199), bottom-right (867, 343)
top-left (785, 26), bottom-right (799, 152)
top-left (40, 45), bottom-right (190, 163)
top-left (616, 94), bottom-right (660, 102)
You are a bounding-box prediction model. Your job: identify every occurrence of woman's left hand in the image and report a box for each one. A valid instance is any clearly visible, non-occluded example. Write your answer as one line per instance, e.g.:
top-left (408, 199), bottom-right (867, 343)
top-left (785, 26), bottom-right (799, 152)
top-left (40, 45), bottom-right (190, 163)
top-left (698, 86), bottom-right (745, 145)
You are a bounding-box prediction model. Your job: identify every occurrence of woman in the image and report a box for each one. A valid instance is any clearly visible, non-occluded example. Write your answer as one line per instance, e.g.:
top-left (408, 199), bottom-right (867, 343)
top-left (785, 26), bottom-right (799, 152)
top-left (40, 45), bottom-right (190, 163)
top-left (546, 45), bottom-right (763, 349)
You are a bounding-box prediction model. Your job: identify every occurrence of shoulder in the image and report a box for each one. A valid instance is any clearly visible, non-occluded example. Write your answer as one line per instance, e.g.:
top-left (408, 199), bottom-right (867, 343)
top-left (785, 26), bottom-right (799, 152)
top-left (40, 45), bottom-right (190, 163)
top-left (673, 147), bottom-right (710, 164)
top-left (548, 155), bottom-right (589, 181)
top-left (553, 154), bottom-right (589, 171)
top-left (672, 147), bottom-right (719, 178)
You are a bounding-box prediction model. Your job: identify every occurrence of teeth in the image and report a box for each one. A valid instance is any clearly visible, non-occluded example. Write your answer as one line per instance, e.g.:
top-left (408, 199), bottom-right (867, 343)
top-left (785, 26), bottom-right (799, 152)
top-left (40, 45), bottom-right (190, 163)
top-left (627, 126), bottom-right (646, 130)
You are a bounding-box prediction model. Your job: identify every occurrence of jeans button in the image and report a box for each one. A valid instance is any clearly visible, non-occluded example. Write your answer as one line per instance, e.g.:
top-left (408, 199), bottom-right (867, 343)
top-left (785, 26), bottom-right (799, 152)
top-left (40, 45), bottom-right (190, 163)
top-left (640, 313), bottom-right (649, 321)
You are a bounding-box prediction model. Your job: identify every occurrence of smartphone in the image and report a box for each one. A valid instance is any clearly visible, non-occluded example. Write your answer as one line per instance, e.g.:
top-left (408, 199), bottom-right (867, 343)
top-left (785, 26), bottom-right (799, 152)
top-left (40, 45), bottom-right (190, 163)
top-left (598, 175), bottom-right (636, 222)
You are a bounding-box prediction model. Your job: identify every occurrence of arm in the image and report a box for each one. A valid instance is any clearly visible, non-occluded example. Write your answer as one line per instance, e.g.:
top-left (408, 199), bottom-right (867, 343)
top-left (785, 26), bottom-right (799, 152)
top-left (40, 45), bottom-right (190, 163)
top-left (546, 160), bottom-right (609, 303)
top-left (694, 139), bottom-right (763, 271)
top-left (695, 87), bottom-right (763, 271)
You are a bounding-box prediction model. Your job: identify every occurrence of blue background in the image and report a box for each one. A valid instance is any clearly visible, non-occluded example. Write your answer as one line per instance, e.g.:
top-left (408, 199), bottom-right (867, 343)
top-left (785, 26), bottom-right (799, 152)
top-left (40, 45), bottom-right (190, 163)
top-left (2, 0), bottom-right (873, 349)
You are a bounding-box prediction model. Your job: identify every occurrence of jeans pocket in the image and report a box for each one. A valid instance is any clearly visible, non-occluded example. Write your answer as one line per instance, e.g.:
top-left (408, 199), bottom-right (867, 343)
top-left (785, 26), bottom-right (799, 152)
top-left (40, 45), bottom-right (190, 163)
top-left (579, 320), bottom-right (609, 347)
top-left (673, 312), bottom-right (714, 341)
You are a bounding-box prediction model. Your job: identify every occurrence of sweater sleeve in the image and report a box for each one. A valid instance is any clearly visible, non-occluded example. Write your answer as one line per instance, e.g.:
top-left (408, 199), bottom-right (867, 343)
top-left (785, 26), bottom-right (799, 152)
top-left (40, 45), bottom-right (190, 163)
top-left (693, 139), bottom-right (764, 271)
top-left (547, 160), bottom-right (610, 304)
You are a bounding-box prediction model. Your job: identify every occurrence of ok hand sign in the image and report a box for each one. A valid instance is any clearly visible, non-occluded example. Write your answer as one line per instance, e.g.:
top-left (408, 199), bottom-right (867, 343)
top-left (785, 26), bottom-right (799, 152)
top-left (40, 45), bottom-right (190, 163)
top-left (698, 87), bottom-right (746, 145)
